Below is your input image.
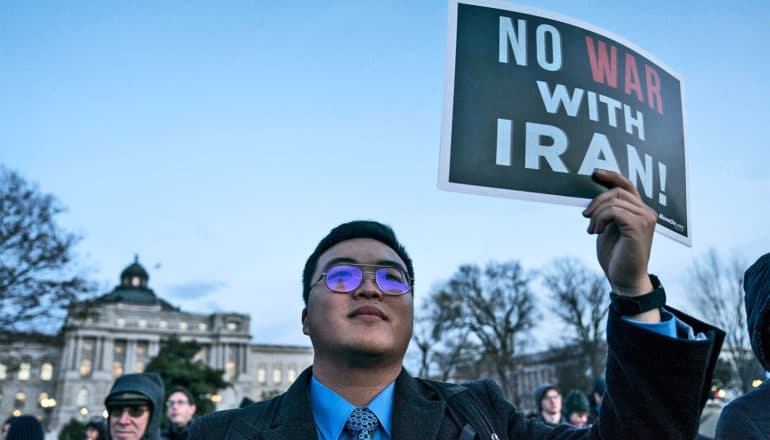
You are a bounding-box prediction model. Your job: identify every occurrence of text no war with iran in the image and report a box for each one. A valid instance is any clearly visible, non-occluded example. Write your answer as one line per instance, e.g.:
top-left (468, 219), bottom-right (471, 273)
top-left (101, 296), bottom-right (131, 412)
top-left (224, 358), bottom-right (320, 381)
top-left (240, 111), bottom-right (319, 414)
top-left (439, 0), bottom-right (691, 245)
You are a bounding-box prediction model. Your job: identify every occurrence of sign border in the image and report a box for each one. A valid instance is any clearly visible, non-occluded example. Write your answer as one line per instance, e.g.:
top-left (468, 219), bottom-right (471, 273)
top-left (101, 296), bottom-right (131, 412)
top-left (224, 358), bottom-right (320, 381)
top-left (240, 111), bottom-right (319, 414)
top-left (438, 0), bottom-right (692, 246)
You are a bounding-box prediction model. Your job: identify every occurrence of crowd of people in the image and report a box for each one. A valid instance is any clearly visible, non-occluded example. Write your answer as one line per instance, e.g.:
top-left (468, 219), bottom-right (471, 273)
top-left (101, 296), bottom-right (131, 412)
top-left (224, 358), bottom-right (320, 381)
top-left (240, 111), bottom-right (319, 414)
top-left (2, 171), bottom-right (768, 439)
top-left (526, 379), bottom-right (604, 430)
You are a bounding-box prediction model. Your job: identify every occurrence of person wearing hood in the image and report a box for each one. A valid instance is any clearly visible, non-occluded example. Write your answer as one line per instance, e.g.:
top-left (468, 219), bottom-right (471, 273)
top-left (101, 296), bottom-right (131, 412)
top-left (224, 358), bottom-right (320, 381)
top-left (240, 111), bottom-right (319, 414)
top-left (715, 253), bottom-right (770, 439)
top-left (533, 384), bottom-right (564, 426)
top-left (105, 372), bottom-right (165, 440)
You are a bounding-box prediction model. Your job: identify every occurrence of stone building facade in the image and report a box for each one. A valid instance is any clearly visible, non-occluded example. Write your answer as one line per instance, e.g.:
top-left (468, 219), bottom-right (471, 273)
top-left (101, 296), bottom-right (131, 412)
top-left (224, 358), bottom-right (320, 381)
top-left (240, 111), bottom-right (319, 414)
top-left (0, 258), bottom-right (313, 434)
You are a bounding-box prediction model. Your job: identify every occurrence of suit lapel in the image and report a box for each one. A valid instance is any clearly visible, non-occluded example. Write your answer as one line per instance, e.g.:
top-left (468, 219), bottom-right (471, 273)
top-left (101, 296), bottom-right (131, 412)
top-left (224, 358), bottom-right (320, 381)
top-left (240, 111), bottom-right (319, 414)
top-left (391, 369), bottom-right (447, 440)
top-left (262, 367), bottom-right (319, 440)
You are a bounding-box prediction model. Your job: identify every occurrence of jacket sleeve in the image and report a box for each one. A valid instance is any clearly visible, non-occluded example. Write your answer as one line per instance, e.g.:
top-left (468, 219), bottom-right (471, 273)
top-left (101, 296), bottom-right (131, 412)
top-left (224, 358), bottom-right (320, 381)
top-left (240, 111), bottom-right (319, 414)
top-left (594, 307), bottom-right (724, 439)
top-left (468, 307), bottom-right (724, 440)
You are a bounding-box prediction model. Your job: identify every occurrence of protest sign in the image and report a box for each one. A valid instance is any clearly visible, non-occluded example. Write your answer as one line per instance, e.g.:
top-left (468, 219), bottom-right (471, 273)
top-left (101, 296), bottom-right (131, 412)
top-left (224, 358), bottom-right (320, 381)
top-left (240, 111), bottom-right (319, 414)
top-left (438, 0), bottom-right (691, 246)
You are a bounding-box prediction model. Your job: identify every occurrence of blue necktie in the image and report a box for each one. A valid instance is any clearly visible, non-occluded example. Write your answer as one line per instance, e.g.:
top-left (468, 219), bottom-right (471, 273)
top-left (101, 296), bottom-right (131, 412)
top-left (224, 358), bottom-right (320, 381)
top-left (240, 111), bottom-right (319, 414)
top-left (344, 407), bottom-right (378, 440)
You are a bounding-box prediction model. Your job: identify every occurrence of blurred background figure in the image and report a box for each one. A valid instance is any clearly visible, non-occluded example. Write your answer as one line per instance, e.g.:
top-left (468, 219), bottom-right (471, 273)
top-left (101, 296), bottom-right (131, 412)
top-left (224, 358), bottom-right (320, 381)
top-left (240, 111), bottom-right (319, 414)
top-left (2, 417), bottom-right (11, 440)
top-left (85, 418), bottom-right (107, 440)
top-left (533, 384), bottom-right (564, 426)
top-left (162, 386), bottom-right (196, 440)
top-left (5, 415), bottom-right (44, 440)
top-left (589, 377), bottom-right (606, 424)
top-left (716, 253), bottom-right (770, 439)
top-left (105, 372), bottom-right (164, 440)
top-left (563, 390), bottom-right (591, 428)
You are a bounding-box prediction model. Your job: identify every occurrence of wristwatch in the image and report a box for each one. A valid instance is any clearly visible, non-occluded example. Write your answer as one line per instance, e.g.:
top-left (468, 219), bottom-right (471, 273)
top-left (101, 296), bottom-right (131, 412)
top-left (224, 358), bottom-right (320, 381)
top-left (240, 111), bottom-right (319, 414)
top-left (610, 274), bottom-right (666, 315)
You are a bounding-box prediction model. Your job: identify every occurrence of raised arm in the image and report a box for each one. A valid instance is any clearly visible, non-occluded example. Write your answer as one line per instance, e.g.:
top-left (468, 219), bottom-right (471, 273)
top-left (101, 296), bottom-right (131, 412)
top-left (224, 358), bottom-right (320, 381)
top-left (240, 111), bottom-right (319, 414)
top-left (582, 169), bottom-right (660, 322)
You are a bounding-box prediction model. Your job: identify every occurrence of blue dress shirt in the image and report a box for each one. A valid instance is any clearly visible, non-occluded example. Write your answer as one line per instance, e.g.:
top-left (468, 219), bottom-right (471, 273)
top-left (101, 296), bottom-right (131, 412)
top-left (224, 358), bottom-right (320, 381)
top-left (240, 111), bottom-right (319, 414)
top-left (311, 376), bottom-right (394, 440)
top-left (625, 307), bottom-right (705, 340)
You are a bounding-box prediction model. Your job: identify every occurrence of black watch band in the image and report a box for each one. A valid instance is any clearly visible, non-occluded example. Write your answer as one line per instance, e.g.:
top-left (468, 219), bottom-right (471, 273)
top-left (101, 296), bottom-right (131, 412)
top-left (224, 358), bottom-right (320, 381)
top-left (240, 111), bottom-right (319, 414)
top-left (610, 274), bottom-right (666, 315)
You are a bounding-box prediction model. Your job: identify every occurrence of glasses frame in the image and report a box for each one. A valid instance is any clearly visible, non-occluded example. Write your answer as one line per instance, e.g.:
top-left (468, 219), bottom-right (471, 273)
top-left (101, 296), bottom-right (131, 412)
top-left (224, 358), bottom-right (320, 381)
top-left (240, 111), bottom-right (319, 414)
top-left (312, 263), bottom-right (411, 296)
top-left (166, 399), bottom-right (190, 407)
top-left (108, 405), bottom-right (150, 418)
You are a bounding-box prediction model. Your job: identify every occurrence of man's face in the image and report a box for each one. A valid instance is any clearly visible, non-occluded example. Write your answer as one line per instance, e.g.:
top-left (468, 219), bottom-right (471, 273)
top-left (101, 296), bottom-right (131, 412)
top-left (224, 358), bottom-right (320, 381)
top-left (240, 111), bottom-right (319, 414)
top-left (302, 238), bottom-right (414, 363)
top-left (166, 391), bottom-right (195, 426)
top-left (541, 389), bottom-right (562, 415)
top-left (109, 405), bottom-right (150, 440)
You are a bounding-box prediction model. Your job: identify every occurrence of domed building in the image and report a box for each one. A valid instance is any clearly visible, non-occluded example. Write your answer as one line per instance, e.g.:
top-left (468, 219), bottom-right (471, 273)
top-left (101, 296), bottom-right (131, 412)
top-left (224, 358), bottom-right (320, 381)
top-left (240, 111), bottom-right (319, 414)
top-left (0, 257), bottom-right (313, 434)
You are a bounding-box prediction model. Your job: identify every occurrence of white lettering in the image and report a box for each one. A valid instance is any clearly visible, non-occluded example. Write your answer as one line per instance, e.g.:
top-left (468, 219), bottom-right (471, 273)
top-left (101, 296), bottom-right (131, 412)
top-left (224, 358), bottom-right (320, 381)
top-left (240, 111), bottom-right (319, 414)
top-left (525, 122), bottom-right (569, 173)
top-left (535, 24), bottom-right (562, 71)
top-left (496, 118), bottom-right (513, 166)
top-left (578, 133), bottom-right (621, 175)
top-left (537, 81), bottom-right (583, 116)
top-left (623, 104), bottom-right (645, 141)
top-left (598, 95), bottom-right (622, 128)
top-left (499, 17), bottom-right (526, 65)
top-left (627, 144), bottom-right (653, 198)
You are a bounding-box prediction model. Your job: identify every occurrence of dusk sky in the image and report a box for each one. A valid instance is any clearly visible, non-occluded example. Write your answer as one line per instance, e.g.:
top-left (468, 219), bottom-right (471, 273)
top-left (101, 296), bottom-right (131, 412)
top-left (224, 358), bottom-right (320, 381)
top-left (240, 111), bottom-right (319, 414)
top-left (3, 0), bottom-right (768, 352)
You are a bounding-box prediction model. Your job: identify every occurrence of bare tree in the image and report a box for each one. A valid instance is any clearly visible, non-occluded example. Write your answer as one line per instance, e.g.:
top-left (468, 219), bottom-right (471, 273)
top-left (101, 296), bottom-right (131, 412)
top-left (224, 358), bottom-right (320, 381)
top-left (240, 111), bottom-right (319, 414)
top-left (429, 261), bottom-right (538, 399)
top-left (688, 248), bottom-right (759, 393)
top-left (412, 291), bottom-right (478, 381)
top-left (541, 257), bottom-right (609, 390)
top-left (0, 166), bottom-right (93, 335)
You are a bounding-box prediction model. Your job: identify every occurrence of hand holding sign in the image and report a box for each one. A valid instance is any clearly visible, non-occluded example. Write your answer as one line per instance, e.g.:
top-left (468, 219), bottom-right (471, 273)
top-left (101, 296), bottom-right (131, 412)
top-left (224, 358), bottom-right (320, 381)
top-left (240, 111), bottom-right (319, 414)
top-left (583, 169), bottom-right (658, 320)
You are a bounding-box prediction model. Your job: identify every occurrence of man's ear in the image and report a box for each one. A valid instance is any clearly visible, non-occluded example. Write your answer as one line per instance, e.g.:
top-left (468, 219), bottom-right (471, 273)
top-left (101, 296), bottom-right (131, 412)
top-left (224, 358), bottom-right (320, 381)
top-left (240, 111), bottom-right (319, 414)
top-left (301, 308), bottom-right (309, 335)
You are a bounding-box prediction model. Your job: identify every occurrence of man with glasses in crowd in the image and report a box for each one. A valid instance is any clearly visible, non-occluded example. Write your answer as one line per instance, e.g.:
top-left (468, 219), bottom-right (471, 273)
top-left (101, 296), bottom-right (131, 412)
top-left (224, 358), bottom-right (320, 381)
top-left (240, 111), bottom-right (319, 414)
top-left (190, 171), bottom-right (724, 439)
top-left (162, 386), bottom-right (197, 440)
top-left (105, 372), bottom-right (164, 440)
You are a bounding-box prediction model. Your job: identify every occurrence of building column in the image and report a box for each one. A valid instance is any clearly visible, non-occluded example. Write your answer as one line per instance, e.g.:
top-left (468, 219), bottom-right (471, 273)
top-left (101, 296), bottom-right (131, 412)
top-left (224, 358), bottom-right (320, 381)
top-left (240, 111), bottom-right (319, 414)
top-left (126, 340), bottom-right (137, 374)
top-left (148, 340), bottom-right (159, 358)
top-left (72, 335), bottom-right (83, 371)
top-left (60, 334), bottom-right (74, 372)
top-left (104, 338), bottom-right (115, 373)
top-left (240, 345), bottom-right (247, 374)
top-left (94, 337), bottom-right (104, 372)
top-left (209, 344), bottom-right (218, 369)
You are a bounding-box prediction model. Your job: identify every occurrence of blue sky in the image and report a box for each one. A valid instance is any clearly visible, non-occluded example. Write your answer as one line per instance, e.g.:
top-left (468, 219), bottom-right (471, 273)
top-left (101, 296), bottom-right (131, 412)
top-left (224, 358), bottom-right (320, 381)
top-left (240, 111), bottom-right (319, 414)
top-left (2, 1), bottom-right (769, 349)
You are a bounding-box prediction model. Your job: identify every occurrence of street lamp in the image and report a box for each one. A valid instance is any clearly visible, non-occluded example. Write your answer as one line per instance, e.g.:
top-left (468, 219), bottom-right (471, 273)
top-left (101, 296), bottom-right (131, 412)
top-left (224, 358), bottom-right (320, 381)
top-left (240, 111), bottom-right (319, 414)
top-left (39, 395), bottom-right (57, 431)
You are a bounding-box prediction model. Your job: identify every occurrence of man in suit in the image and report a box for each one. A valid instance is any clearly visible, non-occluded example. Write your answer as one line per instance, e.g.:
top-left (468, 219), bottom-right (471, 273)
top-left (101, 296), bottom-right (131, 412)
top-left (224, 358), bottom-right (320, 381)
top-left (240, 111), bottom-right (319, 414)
top-left (189, 170), bottom-right (724, 439)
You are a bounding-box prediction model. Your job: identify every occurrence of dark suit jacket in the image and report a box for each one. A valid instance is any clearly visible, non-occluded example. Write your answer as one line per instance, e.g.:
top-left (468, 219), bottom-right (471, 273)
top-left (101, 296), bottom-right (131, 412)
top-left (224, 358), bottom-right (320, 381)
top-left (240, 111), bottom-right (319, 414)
top-left (189, 308), bottom-right (724, 439)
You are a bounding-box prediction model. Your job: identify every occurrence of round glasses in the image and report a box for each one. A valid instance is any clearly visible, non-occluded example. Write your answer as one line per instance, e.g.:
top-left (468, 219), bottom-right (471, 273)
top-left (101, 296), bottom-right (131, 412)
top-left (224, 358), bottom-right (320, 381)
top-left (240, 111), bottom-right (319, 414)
top-left (313, 263), bottom-right (411, 295)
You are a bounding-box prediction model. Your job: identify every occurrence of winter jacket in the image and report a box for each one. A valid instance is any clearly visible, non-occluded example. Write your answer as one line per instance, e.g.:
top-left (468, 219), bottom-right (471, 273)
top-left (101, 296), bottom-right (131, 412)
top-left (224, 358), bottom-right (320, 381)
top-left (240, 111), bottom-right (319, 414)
top-left (716, 253), bottom-right (770, 439)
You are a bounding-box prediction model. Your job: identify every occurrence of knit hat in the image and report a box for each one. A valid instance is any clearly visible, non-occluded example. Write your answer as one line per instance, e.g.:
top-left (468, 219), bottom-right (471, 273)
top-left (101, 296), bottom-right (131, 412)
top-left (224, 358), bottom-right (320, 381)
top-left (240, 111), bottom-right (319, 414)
top-left (563, 390), bottom-right (590, 415)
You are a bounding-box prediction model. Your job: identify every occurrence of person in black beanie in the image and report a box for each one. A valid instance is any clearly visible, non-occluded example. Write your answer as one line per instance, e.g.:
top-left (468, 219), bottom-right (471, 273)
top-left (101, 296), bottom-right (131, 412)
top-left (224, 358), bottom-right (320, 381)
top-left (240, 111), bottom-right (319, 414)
top-left (5, 415), bottom-right (44, 440)
top-left (715, 253), bottom-right (770, 439)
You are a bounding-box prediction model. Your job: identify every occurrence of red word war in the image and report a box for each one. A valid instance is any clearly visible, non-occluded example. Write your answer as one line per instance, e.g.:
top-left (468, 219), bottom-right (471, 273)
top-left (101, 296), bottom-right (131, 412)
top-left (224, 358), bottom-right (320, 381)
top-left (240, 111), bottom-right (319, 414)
top-left (585, 36), bottom-right (664, 115)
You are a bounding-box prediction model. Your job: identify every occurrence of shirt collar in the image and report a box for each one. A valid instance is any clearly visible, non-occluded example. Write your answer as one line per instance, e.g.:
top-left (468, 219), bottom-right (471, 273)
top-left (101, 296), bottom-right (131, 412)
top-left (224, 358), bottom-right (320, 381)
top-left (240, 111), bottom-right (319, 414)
top-left (310, 376), bottom-right (395, 439)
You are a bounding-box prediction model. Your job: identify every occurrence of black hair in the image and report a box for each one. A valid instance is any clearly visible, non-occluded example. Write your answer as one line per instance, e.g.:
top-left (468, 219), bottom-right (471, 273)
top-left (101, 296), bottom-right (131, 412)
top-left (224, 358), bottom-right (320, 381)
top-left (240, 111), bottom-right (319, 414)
top-left (167, 385), bottom-right (195, 406)
top-left (302, 220), bottom-right (414, 304)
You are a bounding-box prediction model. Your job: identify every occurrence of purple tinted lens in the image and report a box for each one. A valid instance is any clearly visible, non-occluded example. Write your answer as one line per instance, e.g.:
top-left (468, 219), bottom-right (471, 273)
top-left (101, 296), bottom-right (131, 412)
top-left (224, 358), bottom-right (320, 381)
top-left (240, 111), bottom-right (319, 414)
top-left (325, 265), bottom-right (363, 292)
top-left (375, 267), bottom-right (409, 294)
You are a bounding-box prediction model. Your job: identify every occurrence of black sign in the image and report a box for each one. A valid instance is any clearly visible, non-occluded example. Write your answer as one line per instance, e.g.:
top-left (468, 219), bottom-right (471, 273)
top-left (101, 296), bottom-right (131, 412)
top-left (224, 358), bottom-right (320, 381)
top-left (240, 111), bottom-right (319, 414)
top-left (438, 0), bottom-right (691, 246)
